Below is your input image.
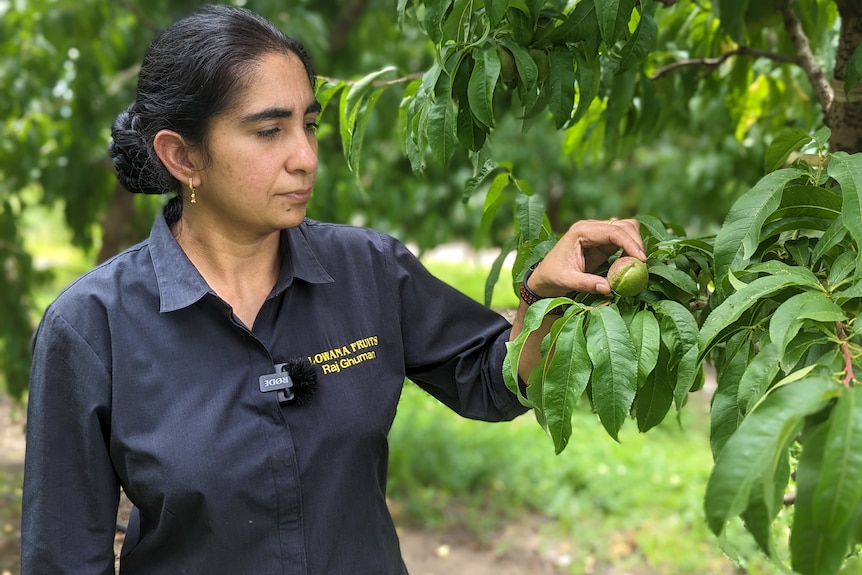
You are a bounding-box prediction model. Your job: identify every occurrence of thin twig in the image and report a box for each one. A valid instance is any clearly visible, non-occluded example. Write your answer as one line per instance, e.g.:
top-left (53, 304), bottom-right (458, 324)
top-left (837, 322), bottom-right (855, 388)
top-left (317, 72), bottom-right (424, 88)
top-left (651, 47), bottom-right (799, 81)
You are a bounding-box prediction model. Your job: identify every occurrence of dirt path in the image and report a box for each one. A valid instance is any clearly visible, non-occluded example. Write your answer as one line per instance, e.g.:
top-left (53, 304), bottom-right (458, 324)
top-left (0, 397), bottom-right (563, 575)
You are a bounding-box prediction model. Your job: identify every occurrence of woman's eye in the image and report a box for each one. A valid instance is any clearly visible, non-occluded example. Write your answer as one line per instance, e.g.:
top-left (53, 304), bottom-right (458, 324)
top-left (305, 121), bottom-right (319, 134)
top-left (257, 127), bottom-right (280, 139)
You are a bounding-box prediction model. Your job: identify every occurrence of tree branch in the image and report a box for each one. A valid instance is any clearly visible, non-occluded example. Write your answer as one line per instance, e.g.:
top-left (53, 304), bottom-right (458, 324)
top-left (650, 47), bottom-right (799, 81)
top-left (837, 322), bottom-right (855, 388)
top-left (317, 72), bottom-right (424, 88)
top-left (780, 0), bottom-right (834, 113)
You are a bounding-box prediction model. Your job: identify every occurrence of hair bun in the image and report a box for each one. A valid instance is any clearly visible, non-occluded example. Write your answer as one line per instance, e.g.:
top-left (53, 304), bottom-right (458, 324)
top-left (108, 106), bottom-right (171, 195)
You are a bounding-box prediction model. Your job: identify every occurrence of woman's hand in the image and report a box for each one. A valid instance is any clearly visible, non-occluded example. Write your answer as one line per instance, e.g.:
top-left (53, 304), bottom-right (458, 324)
top-left (525, 218), bottom-right (646, 298)
top-left (509, 217), bottom-right (646, 382)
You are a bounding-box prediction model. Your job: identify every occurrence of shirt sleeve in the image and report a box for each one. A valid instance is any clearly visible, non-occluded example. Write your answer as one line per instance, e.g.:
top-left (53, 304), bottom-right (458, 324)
top-left (22, 306), bottom-right (120, 575)
top-left (385, 237), bottom-right (529, 422)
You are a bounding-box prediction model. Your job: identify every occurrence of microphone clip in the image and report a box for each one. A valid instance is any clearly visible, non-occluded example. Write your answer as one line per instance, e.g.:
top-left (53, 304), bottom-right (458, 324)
top-left (259, 362), bottom-right (295, 403)
top-left (258, 358), bottom-right (319, 405)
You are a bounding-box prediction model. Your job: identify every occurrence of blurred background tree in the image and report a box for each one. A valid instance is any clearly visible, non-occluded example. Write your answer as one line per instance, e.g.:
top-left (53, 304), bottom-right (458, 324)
top-left (0, 0), bottom-right (857, 399)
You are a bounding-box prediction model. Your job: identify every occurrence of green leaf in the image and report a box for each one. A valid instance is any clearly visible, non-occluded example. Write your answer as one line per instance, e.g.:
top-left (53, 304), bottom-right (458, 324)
top-left (813, 386), bottom-right (862, 535)
top-left (595, 0), bottom-right (636, 46)
top-left (636, 214), bottom-right (671, 241)
top-left (764, 128), bottom-right (812, 173)
top-left (717, 0), bottom-right (747, 43)
top-left (704, 376), bottom-right (838, 537)
top-left (775, 184), bottom-right (842, 220)
top-left (515, 191), bottom-right (545, 242)
top-left (769, 291), bottom-right (845, 360)
top-left (543, 312), bottom-right (591, 453)
top-left (485, 236), bottom-right (516, 307)
top-left (545, 0), bottom-right (599, 46)
top-left (651, 299), bottom-right (700, 406)
top-left (480, 172), bottom-right (512, 235)
top-left (618, 11), bottom-right (656, 72)
top-left (736, 339), bottom-right (780, 414)
top-left (699, 268), bottom-right (822, 358)
top-left (346, 89), bottom-right (385, 175)
top-left (467, 43), bottom-right (501, 129)
top-left (791, 421), bottom-right (853, 575)
top-left (315, 80), bottom-right (346, 117)
top-left (635, 345), bottom-right (673, 432)
top-left (604, 69), bottom-right (637, 153)
top-left (712, 168), bottom-right (804, 285)
top-left (572, 48), bottom-right (600, 123)
top-left (710, 332), bottom-right (751, 457)
top-left (835, 278), bottom-right (862, 305)
top-left (548, 45), bottom-right (576, 129)
top-left (827, 250), bottom-right (856, 288)
top-left (427, 97), bottom-right (458, 165)
top-left (484, 0), bottom-right (508, 27)
top-left (813, 127), bottom-right (832, 148)
top-left (828, 152), bottom-right (862, 269)
top-left (586, 306), bottom-right (638, 441)
top-left (424, 0), bottom-right (455, 44)
top-left (442, 0), bottom-right (475, 44)
top-left (504, 297), bottom-right (571, 401)
top-left (812, 217), bottom-right (848, 265)
top-left (499, 37), bottom-right (539, 110)
top-left (648, 263), bottom-right (699, 297)
top-left (628, 309), bottom-right (660, 387)
top-left (465, 158), bottom-right (499, 198)
top-left (844, 42), bottom-right (862, 99)
top-left (782, 332), bottom-right (830, 375)
top-left (741, 450), bottom-right (790, 558)
top-left (340, 66), bottom-right (397, 170)
top-left (453, 53), bottom-right (488, 152)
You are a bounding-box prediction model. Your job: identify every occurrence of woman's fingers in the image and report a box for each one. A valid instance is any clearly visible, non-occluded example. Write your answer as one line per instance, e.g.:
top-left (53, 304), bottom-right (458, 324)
top-left (528, 218), bottom-right (646, 297)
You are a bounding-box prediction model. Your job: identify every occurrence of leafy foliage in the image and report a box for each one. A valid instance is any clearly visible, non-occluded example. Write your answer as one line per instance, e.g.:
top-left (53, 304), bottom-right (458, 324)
top-left (506, 135), bottom-right (862, 572)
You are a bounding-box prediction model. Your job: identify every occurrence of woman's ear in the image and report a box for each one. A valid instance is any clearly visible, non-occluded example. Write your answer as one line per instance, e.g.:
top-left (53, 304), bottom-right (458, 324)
top-left (153, 130), bottom-right (199, 185)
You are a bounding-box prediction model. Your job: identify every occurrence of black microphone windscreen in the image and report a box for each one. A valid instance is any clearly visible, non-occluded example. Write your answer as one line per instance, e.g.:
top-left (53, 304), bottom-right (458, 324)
top-left (281, 358), bottom-right (319, 405)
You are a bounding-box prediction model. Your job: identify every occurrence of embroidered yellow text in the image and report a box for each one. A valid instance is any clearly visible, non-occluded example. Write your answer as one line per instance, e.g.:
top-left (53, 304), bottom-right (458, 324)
top-left (309, 335), bottom-right (380, 375)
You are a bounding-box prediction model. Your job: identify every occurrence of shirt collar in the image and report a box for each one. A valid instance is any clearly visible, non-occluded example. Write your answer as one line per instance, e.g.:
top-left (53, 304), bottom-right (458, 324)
top-left (149, 215), bottom-right (334, 313)
top-left (274, 220), bottom-right (334, 296)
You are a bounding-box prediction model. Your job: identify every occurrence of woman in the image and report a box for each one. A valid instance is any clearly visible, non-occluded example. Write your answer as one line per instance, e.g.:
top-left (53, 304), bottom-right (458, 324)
top-left (21, 5), bottom-right (644, 574)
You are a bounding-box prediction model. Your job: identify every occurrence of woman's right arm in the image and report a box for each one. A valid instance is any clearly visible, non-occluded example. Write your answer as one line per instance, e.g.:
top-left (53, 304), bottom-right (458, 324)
top-left (22, 307), bottom-right (120, 575)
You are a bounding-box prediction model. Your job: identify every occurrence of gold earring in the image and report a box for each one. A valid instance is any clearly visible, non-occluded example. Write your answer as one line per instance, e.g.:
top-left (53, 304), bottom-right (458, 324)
top-left (188, 177), bottom-right (197, 204)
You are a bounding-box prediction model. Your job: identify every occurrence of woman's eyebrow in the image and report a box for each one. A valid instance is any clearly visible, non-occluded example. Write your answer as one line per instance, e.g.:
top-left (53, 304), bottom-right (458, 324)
top-left (241, 101), bottom-right (322, 124)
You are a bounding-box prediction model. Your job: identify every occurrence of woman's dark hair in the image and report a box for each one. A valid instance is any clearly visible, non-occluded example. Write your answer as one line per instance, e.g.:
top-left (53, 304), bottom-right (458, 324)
top-left (108, 4), bottom-right (315, 223)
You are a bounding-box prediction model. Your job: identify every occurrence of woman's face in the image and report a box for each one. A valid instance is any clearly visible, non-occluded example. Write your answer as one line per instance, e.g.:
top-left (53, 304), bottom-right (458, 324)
top-left (194, 51), bottom-right (320, 237)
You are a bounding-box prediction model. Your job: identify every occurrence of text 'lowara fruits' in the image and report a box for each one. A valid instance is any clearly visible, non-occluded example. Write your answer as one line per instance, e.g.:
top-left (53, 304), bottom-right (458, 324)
top-left (607, 256), bottom-right (648, 297)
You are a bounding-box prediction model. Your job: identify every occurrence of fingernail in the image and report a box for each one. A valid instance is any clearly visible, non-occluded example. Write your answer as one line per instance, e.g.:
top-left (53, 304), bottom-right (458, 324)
top-left (639, 249), bottom-right (646, 260)
top-left (596, 283), bottom-right (610, 295)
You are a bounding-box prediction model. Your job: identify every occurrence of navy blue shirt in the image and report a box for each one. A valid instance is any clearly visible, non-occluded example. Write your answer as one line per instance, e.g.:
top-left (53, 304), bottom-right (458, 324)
top-left (22, 215), bottom-right (526, 574)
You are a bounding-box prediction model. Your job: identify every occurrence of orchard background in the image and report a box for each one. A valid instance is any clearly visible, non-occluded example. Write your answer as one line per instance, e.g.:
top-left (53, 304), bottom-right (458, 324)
top-left (3, 0), bottom-right (862, 573)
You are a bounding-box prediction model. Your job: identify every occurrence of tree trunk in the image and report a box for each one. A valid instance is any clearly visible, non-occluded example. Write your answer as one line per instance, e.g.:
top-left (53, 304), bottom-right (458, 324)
top-left (828, 0), bottom-right (862, 153)
top-left (97, 182), bottom-right (136, 263)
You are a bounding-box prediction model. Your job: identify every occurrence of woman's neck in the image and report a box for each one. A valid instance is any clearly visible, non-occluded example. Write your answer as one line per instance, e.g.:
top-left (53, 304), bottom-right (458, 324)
top-left (171, 215), bottom-right (282, 328)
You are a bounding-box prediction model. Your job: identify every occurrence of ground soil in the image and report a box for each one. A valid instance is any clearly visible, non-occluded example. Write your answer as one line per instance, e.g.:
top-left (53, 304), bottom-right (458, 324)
top-left (0, 396), bottom-right (570, 575)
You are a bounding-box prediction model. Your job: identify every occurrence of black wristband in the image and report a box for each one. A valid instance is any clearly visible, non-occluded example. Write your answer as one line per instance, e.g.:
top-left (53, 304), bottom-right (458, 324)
top-left (520, 261), bottom-right (567, 315)
top-left (519, 262), bottom-right (545, 305)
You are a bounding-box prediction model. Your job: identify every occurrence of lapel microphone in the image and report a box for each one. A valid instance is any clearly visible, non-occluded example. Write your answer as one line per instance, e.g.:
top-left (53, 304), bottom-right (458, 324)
top-left (259, 357), bottom-right (319, 405)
